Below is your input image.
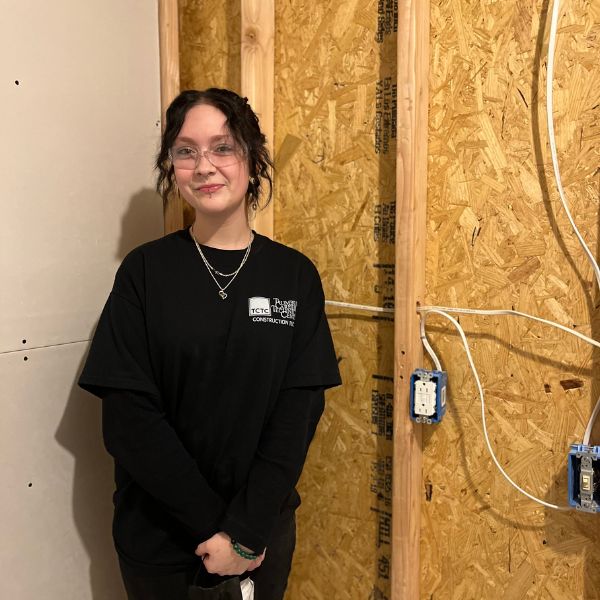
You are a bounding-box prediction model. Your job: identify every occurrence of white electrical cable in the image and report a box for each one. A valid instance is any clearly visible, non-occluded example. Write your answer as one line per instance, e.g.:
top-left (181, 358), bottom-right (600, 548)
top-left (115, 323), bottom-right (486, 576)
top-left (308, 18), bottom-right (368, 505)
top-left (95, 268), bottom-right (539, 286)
top-left (420, 305), bottom-right (600, 445)
top-left (419, 312), bottom-right (443, 371)
top-left (583, 398), bottom-right (600, 445)
top-left (418, 305), bottom-right (600, 350)
top-left (547, 0), bottom-right (600, 444)
top-left (327, 300), bottom-right (600, 443)
top-left (326, 299), bottom-right (600, 350)
top-left (324, 299), bottom-right (394, 314)
top-left (547, 0), bottom-right (600, 292)
top-left (420, 308), bottom-right (571, 511)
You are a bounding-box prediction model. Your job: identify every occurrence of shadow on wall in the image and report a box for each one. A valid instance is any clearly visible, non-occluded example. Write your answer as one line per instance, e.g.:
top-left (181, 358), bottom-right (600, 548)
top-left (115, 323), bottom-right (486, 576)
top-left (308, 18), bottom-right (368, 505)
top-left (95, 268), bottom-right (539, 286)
top-left (117, 188), bottom-right (164, 260)
top-left (54, 189), bottom-right (164, 599)
top-left (55, 353), bottom-right (126, 600)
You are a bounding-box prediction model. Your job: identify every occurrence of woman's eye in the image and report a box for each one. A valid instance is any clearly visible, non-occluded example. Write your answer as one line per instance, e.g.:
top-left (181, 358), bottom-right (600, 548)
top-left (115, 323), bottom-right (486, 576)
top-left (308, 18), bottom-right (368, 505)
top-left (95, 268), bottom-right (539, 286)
top-left (174, 147), bottom-right (196, 157)
top-left (212, 144), bottom-right (235, 155)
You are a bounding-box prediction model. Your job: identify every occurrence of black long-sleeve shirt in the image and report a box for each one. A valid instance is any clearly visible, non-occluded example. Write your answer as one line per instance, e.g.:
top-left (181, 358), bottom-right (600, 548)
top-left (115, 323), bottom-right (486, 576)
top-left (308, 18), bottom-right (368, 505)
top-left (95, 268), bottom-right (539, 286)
top-left (100, 386), bottom-right (324, 554)
top-left (79, 230), bottom-right (340, 572)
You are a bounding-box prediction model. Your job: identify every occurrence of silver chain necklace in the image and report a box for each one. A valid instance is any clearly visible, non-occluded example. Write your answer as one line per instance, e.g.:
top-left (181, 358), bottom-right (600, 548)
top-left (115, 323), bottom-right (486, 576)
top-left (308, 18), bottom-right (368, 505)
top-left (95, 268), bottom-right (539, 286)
top-left (189, 226), bottom-right (254, 300)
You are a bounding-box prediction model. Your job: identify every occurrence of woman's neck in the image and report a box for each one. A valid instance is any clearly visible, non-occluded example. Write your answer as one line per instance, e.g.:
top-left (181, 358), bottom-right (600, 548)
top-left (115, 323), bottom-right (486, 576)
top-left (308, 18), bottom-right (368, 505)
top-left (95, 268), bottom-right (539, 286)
top-left (190, 214), bottom-right (252, 250)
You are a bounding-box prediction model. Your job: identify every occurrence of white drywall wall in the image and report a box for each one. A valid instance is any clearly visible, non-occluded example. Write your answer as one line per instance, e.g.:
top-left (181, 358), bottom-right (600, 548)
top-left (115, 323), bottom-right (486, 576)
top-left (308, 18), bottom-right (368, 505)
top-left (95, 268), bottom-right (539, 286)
top-left (0, 1), bottom-right (163, 597)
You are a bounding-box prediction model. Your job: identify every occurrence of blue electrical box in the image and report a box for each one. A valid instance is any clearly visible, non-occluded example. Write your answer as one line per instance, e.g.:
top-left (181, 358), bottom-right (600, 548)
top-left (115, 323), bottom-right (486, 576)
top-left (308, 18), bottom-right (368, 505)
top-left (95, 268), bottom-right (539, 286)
top-left (409, 369), bottom-right (447, 424)
top-left (568, 444), bottom-right (600, 513)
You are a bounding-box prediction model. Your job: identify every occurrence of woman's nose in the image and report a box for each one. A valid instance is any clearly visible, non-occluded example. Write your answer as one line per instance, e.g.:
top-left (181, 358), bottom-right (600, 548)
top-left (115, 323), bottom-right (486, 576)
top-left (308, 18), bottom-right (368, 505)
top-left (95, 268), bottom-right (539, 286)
top-left (195, 151), bottom-right (216, 174)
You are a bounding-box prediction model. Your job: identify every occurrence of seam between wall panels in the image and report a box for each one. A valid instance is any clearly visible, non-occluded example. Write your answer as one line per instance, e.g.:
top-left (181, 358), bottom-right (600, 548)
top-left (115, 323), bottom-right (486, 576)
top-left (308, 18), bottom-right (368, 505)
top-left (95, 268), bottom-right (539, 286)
top-left (0, 339), bottom-right (91, 356)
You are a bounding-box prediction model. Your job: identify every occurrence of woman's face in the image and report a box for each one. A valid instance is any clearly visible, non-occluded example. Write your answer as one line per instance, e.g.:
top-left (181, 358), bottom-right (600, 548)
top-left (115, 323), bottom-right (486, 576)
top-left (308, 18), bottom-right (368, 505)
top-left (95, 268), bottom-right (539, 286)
top-left (173, 103), bottom-right (250, 221)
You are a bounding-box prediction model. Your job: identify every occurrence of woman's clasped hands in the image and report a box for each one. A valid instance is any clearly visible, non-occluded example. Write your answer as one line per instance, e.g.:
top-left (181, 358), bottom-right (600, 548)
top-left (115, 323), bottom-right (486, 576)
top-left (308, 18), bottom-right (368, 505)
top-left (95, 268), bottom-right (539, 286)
top-left (196, 532), bottom-right (266, 576)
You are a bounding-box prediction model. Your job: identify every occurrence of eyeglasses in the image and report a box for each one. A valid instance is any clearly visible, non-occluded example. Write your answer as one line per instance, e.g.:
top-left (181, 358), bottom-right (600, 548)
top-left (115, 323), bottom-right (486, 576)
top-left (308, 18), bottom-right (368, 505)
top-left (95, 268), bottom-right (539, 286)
top-left (168, 143), bottom-right (243, 169)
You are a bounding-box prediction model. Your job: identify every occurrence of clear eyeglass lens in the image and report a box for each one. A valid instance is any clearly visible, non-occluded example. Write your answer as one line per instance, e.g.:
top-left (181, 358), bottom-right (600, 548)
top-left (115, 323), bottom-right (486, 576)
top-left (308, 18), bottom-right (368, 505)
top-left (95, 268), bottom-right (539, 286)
top-left (170, 145), bottom-right (240, 169)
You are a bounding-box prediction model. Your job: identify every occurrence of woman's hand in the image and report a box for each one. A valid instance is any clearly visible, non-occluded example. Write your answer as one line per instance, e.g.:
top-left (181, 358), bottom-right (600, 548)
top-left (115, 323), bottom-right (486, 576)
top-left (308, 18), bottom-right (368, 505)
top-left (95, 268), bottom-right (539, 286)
top-left (195, 532), bottom-right (266, 576)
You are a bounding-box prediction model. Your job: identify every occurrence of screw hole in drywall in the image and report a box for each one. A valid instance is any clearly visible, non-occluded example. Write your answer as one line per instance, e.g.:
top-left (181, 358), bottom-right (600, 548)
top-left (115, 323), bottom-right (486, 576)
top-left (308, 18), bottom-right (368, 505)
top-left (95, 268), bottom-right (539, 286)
top-left (28, 483), bottom-right (32, 488)
top-left (24, 356), bottom-right (28, 361)
top-left (22, 339), bottom-right (26, 344)
top-left (15, 80), bottom-right (20, 85)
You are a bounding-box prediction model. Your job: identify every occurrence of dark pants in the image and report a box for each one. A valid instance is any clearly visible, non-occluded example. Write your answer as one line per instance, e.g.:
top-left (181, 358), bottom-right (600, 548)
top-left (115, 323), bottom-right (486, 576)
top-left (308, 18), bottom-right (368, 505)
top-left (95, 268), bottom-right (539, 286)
top-left (119, 512), bottom-right (296, 600)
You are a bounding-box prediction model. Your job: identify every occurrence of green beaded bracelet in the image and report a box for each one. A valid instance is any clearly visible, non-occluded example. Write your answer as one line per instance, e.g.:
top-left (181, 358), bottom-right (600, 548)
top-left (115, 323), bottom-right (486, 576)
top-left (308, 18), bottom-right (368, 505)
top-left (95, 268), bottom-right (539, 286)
top-left (231, 539), bottom-right (259, 560)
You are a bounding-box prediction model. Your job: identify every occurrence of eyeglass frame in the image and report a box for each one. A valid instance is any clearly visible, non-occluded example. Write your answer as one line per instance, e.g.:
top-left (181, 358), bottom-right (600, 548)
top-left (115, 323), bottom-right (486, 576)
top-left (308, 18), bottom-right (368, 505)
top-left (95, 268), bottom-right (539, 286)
top-left (168, 142), bottom-right (246, 170)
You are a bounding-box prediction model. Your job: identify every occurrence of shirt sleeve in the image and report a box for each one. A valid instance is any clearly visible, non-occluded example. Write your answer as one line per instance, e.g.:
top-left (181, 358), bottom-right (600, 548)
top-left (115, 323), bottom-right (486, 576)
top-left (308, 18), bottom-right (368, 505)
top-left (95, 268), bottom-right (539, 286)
top-left (280, 258), bottom-right (341, 390)
top-left (79, 250), bottom-right (160, 398)
top-left (101, 389), bottom-right (226, 540)
top-left (78, 251), bottom-right (226, 540)
top-left (220, 386), bottom-right (325, 553)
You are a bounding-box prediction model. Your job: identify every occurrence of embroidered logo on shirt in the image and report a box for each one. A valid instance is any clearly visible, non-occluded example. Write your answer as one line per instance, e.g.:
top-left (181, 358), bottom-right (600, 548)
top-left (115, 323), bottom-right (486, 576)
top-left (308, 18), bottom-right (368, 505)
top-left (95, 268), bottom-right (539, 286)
top-left (248, 297), bottom-right (297, 327)
top-left (248, 297), bottom-right (272, 316)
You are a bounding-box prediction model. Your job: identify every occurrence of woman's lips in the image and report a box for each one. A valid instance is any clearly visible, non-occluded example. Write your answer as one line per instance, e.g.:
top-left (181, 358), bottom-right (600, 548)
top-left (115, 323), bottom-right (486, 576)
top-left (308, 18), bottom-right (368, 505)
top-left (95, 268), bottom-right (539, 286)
top-left (196, 184), bottom-right (224, 193)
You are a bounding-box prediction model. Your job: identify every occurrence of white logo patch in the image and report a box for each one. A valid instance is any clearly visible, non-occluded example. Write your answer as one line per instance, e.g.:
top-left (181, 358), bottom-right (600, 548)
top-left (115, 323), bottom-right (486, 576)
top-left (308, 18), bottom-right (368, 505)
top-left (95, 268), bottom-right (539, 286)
top-left (248, 296), bottom-right (272, 316)
top-left (249, 297), bottom-right (297, 327)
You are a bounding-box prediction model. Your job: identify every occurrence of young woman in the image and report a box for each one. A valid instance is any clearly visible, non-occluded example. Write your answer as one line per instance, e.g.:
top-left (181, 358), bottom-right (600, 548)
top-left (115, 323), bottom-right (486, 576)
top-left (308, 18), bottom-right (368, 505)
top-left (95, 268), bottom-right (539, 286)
top-left (79, 88), bottom-right (341, 600)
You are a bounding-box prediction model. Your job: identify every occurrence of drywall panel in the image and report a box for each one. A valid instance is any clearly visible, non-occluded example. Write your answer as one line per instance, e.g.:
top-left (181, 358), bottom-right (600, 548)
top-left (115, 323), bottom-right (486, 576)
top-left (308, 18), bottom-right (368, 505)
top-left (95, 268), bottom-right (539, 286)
top-left (1, 2), bottom-right (162, 597)
top-left (0, 342), bottom-right (125, 599)
top-left (423, 1), bottom-right (600, 598)
top-left (0, 0), bottom-right (164, 354)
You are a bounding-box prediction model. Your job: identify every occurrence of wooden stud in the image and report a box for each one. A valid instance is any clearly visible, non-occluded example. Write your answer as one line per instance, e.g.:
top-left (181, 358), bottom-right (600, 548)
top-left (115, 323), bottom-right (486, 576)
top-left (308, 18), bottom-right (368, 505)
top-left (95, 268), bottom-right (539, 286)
top-left (392, 1), bottom-right (430, 599)
top-left (158, 0), bottom-right (182, 234)
top-left (241, 0), bottom-right (275, 239)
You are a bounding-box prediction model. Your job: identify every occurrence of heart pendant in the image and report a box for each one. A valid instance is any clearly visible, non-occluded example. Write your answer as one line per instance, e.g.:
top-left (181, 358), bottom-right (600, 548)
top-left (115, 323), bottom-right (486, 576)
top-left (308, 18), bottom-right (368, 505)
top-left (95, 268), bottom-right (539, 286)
top-left (218, 290), bottom-right (227, 300)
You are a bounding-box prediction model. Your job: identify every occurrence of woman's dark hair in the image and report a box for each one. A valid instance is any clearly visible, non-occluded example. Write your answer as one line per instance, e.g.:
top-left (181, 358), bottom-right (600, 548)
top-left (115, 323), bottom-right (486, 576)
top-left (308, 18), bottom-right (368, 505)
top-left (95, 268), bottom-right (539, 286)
top-left (155, 88), bottom-right (273, 210)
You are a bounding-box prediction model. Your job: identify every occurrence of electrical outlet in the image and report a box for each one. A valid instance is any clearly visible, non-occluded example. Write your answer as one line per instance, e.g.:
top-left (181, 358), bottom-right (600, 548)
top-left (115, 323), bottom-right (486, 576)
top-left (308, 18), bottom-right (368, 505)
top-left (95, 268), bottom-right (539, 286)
top-left (409, 369), bottom-right (448, 424)
top-left (414, 380), bottom-right (436, 416)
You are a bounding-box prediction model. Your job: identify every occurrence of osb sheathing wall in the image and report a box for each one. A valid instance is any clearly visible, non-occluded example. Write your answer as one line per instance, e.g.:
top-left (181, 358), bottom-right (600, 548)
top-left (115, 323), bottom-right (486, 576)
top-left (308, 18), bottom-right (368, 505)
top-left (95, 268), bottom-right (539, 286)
top-left (179, 0), bottom-right (600, 599)
top-left (424, 1), bottom-right (600, 598)
top-left (180, 1), bottom-right (395, 598)
top-left (274, 1), bottom-right (396, 598)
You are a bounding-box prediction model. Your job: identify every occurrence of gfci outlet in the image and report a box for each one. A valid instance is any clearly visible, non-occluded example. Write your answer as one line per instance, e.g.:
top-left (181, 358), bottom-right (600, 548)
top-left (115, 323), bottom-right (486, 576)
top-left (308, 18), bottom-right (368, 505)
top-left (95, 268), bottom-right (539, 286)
top-left (409, 369), bottom-right (447, 424)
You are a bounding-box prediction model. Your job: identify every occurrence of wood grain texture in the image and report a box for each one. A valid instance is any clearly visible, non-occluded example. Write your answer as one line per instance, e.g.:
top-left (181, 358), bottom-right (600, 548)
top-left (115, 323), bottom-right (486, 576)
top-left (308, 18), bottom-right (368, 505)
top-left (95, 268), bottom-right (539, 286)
top-left (393, 1), bottom-right (429, 599)
top-left (178, 0), bottom-right (242, 229)
top-left (179, 0), bottom-right (241, 93)
top-left (241, 0), bottom-right (275, 238)
top-left (423, 1), bottom-right (600, 597)
top-left (274, 1), bottom-right (397, 597)
top-left (175, 2), bottom-right (600, 597)
top-left (159, 0), bottom-right (182, 234)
